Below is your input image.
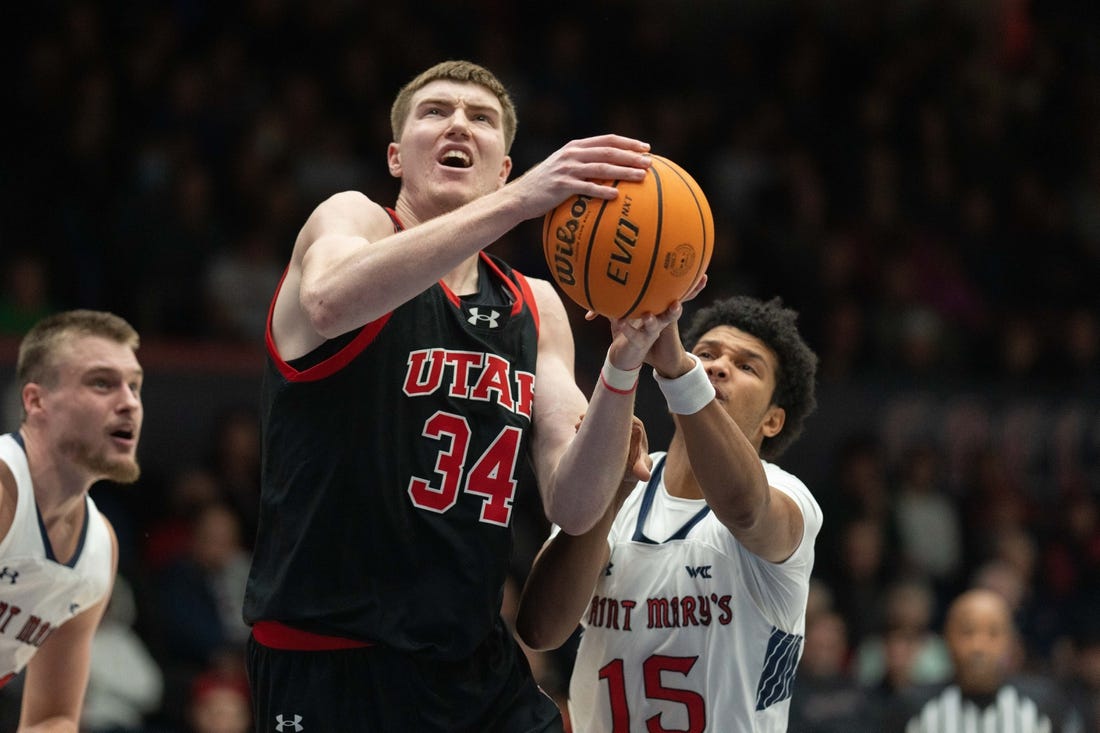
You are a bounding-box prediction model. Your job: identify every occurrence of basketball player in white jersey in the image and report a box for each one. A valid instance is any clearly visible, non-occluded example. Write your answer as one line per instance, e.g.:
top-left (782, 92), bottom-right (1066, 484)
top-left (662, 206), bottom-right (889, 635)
top-left (0, 310), bottom-right (141, 731)
top-left (517, 295), bottom-right (820, 732)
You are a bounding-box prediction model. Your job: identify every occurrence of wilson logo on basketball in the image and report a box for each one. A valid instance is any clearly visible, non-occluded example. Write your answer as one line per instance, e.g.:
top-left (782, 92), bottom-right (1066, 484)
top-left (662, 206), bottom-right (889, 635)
top-left (547, 194), bottom-right (594, 287)
top-left (542, 155), bottom-right (713, 319)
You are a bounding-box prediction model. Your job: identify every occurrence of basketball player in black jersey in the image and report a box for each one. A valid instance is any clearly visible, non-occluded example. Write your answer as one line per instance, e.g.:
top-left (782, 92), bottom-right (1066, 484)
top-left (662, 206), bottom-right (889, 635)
top-left (243, 60), bottom-right (696, 731)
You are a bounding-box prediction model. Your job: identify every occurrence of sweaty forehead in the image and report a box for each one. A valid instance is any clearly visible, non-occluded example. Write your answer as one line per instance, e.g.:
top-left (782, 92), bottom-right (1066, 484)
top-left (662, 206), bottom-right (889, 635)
top-left (412, 79), bottom-right (502, 111)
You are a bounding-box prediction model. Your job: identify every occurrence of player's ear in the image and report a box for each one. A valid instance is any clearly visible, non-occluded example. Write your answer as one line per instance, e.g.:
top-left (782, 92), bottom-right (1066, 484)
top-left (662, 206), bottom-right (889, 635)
top-left (22, 383), bottom-right (44, 418)
top-left (761, 405), bottom-right (785, 439)
top-left (497, 155), bottom-right (512, 187)
top-left (387, 142), bottom-right (402, 178)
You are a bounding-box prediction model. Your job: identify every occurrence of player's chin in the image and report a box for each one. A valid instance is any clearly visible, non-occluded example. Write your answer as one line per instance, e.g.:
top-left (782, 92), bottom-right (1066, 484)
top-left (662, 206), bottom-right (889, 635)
top-left (433, 180), bottom-right (483, 207)
top-left (105, 457), bottom-right (142, 485)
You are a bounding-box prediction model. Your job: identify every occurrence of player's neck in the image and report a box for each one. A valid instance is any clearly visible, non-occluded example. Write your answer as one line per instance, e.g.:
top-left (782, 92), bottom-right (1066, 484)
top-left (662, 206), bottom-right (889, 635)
top-left (664, 435), bottom-right (704, 500)
top-left (20, 428), bottom-right (94, 520)
top-left (443, 256), bottom-right (481, 297)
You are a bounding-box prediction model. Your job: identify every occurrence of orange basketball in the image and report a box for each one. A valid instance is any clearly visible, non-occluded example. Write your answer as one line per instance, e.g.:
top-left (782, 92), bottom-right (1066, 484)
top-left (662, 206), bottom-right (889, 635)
top-left (541, 154), bottom-right (713, 320)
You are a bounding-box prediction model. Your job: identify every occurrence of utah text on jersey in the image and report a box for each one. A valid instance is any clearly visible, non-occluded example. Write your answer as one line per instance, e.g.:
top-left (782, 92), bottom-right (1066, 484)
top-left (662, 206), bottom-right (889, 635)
top-left (403, 347), bottom-right (534, 419)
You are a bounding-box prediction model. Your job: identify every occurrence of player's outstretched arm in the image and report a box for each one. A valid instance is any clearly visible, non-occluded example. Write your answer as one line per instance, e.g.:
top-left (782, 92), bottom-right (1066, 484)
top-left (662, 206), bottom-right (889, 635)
top-left (525, 280), bottom-right (634, 535)
top-left (674, 395), bottom-right (804, 563)
top-left (647, 317), bottom-right (803, 564)
top-left (515, 492), bottom-right (620, 652)
top-left (529, 280), bottom-right (676, 535)
top-left (284, 135), bottom-right (653, 350)
top-left (517, 417), bottom-right (647, 650)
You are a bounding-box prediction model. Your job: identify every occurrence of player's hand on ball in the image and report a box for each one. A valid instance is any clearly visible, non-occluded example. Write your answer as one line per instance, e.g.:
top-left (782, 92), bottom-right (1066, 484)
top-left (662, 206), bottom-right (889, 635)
top-left (605, 310), bottom-right (670, 373)
top-left (681, 273), bottom-right (708, 303)
top-left (543, 154), bottom-right (713, 320)
top-left (603, 286), bottom-right (700, 371)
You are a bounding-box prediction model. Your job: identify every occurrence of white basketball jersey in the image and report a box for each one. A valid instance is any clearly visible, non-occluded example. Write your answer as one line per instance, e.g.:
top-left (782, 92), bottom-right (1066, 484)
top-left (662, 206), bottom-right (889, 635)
top-left (0, 433), bottom-right (113, 682)
top-left (567, 452), bottom-right (822, 733)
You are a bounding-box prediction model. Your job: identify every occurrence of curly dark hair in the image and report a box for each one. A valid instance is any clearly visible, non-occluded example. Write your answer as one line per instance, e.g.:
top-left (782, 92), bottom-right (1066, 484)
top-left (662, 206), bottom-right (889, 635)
top-left (680, 295), bottom-right (818, 460)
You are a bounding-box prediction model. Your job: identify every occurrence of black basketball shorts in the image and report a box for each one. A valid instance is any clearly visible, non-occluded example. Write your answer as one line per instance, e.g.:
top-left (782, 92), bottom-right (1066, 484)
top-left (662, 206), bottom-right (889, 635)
top-left (246, 622), bottom-right (563, 733)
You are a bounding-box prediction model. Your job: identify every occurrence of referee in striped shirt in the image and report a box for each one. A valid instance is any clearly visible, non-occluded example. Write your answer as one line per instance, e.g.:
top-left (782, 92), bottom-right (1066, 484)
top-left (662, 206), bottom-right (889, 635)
top-left (901, 588), bottom-right (1083, 733)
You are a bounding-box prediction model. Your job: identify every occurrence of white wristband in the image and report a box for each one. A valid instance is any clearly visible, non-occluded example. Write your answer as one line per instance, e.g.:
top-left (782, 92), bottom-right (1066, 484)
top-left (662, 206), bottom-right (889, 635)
top-left (600, 352), bottom-right (641, 394)
top-left (653, 353), bottom-right (715, 414)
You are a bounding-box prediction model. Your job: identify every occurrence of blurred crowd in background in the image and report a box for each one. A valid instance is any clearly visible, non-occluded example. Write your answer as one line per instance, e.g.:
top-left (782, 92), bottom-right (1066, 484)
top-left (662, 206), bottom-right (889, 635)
top-left (2, 0), bottom-right (1099, 731)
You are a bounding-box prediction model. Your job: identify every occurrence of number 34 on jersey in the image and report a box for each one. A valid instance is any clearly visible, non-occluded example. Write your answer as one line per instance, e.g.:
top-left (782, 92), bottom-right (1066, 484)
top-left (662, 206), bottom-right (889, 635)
top-left (402, 347), bottom-right (536, 528)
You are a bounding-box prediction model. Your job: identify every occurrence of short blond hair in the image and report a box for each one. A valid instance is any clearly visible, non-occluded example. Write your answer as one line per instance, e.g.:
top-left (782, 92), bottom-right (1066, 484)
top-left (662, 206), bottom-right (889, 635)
top-left (17, 309), bottom-right (140, 389)
top-left (390, 60), bottom-right (518, 153)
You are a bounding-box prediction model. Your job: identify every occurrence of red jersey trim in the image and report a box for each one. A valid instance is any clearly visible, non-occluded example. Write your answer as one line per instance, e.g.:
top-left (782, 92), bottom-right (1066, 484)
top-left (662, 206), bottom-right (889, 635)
top-left (251, 621), bottom-right (374, 651)
top-left (439, 251), bottom-right (526, 317)
top-left (513, 269), bottom-right (540, 334)
top-left (265, 268), bottom-right (393, 383)
top-left (265, 209), bottom-right (534, 382)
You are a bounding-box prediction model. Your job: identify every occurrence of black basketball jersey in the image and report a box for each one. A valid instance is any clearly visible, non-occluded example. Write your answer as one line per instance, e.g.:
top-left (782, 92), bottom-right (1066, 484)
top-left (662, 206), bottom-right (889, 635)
top-left (243, 238), bottom-right (541, 661)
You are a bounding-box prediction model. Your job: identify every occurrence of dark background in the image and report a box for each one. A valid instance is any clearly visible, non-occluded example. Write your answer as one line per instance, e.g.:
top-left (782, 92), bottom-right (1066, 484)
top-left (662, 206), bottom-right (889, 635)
top-left (2, 1), bottom-right (1099, 731)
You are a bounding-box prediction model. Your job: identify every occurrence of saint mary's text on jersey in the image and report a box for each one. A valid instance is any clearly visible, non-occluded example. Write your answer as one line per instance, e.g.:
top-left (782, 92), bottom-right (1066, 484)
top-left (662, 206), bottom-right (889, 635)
top-left (587, 592), bottom-right (735, 632)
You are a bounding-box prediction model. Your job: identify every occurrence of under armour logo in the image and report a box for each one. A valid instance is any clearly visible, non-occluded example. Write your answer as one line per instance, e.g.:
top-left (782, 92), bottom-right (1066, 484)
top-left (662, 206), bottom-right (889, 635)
top-left (274, 714), bottom-right (303, 732)
top-left (467, 307), bottom-right (501, 328)
top-left (0, 567), bottom-right (18, 585)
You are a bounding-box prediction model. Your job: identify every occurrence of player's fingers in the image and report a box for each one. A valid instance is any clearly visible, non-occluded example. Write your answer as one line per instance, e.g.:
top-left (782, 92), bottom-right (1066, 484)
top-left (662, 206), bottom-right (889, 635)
top-left (683, 274), bottom-right (708, 303)
top-left (571, 134), bottom-right (652, 153)
top-left (654, 302), bottom-right (683, 326)
top-left (585, 175), bottom-right (643, 200)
